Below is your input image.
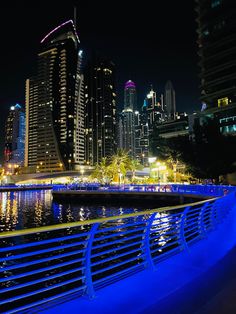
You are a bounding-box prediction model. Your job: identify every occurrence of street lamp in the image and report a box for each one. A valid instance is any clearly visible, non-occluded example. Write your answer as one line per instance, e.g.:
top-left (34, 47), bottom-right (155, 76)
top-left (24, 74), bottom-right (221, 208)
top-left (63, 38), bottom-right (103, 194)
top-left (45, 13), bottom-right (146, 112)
top-left (142, 153), bottom-right (145, 165)
top-left (68, 159), bottom-right (71, 171)
top-left (80, 167), bottom-right (85, 181)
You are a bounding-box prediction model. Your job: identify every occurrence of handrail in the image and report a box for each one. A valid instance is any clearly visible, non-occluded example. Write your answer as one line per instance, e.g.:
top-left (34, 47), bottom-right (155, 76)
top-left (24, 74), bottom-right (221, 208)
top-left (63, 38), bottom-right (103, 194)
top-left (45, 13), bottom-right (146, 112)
top-left (0, 197), bottom-right (218, 239)
top-left (1, 185), bottom-right (235, 314)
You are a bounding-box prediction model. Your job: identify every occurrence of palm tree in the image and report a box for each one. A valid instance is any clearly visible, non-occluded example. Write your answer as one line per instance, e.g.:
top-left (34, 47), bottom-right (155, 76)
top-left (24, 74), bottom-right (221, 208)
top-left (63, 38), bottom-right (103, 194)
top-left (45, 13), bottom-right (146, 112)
top-left (109, 149), bottom-right (131, 184)
top-left (91, 157), bottom-right (112, 184)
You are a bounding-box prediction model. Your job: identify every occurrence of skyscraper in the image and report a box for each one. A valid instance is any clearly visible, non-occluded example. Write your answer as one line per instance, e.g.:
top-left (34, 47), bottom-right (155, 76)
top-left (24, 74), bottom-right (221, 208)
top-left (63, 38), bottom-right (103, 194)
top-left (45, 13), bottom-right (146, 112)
top-left (142, 87), bottom-right (164, 130)
top-left (124, 80), bottom-right (137, 110)
top-left (4, 104), bottom-right (25, 170)
top-left (196, 0), bottom-right (236, 109)
top-left (119, 108), bottom-right (135, 157)
top-left (119, 80), bottom-right (137, 157)
top-left (164, 81), bottom-right (176, 120)
top-left (25, 20), bottom-right (84, 172)
top-left (84, 57), bottom-right (117, 165)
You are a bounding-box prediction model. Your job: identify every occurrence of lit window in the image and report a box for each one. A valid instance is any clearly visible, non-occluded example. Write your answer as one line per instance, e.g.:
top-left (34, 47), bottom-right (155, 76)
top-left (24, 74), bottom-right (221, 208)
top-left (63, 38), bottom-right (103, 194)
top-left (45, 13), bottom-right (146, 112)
top-left (218, 97), bottom-right (229, 107)
top-left (211, 0), bottom-right (221, 8)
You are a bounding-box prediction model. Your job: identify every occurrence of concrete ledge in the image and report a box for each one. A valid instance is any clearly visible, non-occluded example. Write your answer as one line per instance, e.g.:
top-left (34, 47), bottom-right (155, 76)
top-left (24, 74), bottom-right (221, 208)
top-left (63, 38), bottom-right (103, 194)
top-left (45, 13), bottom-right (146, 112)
top-left (52, 190), bottom-right (209, 206)
top-left (0, 185), bottom-right (52, 192)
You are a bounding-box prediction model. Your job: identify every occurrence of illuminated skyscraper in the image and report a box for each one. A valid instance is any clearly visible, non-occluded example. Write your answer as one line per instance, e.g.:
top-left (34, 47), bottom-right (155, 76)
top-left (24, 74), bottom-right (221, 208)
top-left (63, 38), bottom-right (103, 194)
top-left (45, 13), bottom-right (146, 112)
top-left (25, 20), bottom-right (84, 172)
top-left (124, 80), bottom-right (137, 110)
top-left (195, 0), bottom-right (236, 135)
top-left (119, 80), bottom-right (136, 157)
top-left (196, 0), bottom-right (236, 109)
top-left (142, 87), bottom-right (164, 129)
top-left (4, 104), bottom-right (25, 169)
top-left (164, 80), bottom-right (176, 120)
top-left (84, 57), bottom-right (117, 165)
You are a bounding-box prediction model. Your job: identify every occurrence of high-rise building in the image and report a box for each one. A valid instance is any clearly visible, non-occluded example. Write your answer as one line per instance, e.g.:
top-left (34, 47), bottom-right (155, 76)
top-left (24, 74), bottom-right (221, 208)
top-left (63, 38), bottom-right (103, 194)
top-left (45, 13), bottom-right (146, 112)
top-left (196, 0), bottom-right (236, 109)
top-left (4, 104), bottom-right (25, 171)
top-left (124, 80), bottom-right (137, 110)
top-left (119, 80), bottom-right (137, 157)
top-left (164, 81), bottom-right (176, 120)
top-left (119, 108), bottom-right (135, 157)
top-left (25, 20), bottom-right (84, 172)
top-left (134, 110), bottom-right (149, 165)
top-left (84, 57), bottom-right (117, 165)
top-left (142, 87), bottom-right (164, 130)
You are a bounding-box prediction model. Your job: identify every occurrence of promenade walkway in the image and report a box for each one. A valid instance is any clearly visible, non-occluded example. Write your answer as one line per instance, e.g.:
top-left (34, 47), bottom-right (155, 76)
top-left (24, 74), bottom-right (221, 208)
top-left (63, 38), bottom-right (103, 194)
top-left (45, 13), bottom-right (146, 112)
top-left (34, 201), bottom-right (236, 314)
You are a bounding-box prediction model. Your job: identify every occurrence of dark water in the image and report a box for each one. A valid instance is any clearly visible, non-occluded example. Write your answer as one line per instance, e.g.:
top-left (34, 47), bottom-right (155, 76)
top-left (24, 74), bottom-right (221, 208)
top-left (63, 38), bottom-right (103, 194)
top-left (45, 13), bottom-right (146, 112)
top-left (0, 189), bottom-right (152, 232)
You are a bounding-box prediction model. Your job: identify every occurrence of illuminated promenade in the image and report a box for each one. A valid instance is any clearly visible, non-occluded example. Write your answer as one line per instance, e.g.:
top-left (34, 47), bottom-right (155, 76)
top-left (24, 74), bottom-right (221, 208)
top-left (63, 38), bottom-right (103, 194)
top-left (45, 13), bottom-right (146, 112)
top-left (1, 185), bottom-right (236, 313)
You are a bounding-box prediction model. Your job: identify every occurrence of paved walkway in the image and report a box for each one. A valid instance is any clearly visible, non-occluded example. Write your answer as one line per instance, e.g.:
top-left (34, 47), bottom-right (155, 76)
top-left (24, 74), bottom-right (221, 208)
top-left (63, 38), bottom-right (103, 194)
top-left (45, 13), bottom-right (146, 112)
top-left (32, 207), bottom-right (236, 314)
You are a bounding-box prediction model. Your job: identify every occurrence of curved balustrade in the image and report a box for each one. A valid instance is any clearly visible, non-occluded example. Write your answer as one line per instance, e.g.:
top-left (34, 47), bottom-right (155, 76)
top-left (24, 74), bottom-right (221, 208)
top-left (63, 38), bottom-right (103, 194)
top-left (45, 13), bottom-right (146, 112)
top-left (0, 185), bottom-right (236, 313)
top-left (57, 183), bottom-right (235, 197)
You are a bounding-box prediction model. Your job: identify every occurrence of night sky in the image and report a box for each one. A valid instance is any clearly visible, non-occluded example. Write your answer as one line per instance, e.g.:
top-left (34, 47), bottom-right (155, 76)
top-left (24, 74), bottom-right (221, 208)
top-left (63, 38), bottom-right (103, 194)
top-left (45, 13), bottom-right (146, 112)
top-left (0, 0), bottom-right (200, 159)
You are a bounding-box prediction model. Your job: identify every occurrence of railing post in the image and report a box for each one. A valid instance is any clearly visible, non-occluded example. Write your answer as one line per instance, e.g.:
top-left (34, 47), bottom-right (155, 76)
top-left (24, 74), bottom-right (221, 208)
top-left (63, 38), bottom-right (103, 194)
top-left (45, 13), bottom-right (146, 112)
top-left (84, 223), bottom-right (99, 299)
top-left (178, 206), bottom-right (191, 252)
top-left (198, 202), bottom-right (209, 238)
top-left (143, 213), bottom-right (156, 270)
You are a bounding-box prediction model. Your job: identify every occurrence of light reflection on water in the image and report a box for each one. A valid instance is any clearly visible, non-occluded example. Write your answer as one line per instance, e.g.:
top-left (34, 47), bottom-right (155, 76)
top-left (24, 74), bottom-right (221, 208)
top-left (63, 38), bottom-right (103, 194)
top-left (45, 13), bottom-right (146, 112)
top-left (0, 190), bottom-right (146, 232)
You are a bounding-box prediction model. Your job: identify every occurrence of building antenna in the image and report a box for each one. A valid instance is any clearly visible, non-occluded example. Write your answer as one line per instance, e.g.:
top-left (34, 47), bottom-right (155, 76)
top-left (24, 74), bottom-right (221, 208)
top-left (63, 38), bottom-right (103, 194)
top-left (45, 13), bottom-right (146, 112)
top-left (73, 6), bottom-right (77, 30)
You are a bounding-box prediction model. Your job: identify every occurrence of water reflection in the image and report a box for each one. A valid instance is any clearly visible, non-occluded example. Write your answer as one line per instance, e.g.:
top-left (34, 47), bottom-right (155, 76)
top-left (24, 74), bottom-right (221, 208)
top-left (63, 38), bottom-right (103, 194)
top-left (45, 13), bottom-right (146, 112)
top-left (0, 190), bottom-right (147, 232)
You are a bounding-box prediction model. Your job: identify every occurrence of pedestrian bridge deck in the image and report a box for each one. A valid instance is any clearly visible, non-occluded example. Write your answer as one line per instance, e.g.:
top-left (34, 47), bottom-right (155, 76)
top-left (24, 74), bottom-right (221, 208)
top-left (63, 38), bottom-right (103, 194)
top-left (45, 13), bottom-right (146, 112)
top-left (1, 184), bottom-right (235, 313)
top-left (34, 204), bottom-right (236, 314)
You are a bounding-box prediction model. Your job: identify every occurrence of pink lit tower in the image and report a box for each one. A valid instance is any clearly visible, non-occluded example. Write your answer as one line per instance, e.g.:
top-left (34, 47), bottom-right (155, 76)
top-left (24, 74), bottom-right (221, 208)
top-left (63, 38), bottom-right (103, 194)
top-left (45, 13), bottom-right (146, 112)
top-left (25, 20), bottom-right (84, 172)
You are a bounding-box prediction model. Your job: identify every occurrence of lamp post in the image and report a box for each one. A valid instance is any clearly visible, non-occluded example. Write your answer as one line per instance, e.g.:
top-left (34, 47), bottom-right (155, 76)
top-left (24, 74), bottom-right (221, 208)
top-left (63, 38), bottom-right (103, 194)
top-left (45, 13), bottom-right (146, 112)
top-left (142, 153), bottom-right (145, 166)
top-left (68, 159), bottom-right (71, 171)
top-left (39, 161), bottom-right (43, 173)
top-left (80, 168), bottom-right (85, 182)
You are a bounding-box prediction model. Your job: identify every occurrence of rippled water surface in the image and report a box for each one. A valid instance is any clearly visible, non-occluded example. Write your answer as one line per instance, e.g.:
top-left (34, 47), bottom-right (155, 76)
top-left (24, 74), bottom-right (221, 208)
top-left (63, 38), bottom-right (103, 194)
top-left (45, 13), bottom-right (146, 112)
top-left (0, 189), bottom-right (152, 232)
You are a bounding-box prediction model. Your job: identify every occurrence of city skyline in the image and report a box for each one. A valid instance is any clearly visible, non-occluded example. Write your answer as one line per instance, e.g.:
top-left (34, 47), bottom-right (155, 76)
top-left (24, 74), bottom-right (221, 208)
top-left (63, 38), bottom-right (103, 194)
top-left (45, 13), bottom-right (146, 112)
top-left (0, 0), bottom-right (200, 160)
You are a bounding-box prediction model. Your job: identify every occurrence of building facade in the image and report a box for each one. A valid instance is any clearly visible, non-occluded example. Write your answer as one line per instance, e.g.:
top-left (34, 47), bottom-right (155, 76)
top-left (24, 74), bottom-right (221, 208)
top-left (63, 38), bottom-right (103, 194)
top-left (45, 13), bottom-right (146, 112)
top-left (4, 104), bottom-right (25, 172)
top-left (164, 80), bottom-right (176, 120)
top-left (119, 80), bottom-right (137, 157)
top-left (84, 58), bottom-right (117, 165)
top-left (195, 0), bottom-right (236, 135)
top-left (196, 0), bottom-right (236, 109)
top-left (25, 20), bottom-right (84, 172)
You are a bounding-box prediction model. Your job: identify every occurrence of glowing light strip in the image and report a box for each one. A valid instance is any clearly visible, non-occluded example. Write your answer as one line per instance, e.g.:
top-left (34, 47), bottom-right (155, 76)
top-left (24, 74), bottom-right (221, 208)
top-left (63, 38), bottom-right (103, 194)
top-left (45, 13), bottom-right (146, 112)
top-left (41, 19), bottom-right (78, 43)
top-left (125, 81), bottom-right (136, 88)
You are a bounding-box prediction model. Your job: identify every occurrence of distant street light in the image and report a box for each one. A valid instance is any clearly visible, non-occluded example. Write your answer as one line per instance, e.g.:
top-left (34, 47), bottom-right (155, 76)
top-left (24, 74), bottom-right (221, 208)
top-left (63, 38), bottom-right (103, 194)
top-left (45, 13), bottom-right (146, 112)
top-left (68, 159), bottom-right (71, 170)
top-left (80, 167), bottom-right (85, 181)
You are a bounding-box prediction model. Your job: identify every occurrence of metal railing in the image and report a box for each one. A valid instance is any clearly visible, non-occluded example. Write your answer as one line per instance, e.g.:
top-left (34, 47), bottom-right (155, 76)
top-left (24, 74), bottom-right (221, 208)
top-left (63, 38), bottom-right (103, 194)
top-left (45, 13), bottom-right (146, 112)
top-left (56, 183), bottom-right (235, 197)
top-left (0, 185), bottom-right (236, 313)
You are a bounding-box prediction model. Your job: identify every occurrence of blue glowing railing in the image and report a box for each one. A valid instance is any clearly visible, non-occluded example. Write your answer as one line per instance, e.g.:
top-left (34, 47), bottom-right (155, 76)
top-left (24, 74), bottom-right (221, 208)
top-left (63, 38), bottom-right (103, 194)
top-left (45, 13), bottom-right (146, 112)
top-left (60, 183), bottom-right (235, 197)
top-left (0, 185), bottom-right (236, 313)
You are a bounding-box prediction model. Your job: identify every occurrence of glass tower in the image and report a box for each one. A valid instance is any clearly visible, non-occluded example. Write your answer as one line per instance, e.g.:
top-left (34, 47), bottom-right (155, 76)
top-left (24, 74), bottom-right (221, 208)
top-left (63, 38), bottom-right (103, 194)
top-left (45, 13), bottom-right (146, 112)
top-left (196, 0), bottom-right (236, 109)
top-left (84, 57), bottom-right (117, 165)
top-left (25, 20), bottom-right (84, 172)
top-left (119, 80), bottom-right (137, 157)
top-left (4, 104), bottom-right (25, 170)
top-left (164, 80), bottom-right (176, 120)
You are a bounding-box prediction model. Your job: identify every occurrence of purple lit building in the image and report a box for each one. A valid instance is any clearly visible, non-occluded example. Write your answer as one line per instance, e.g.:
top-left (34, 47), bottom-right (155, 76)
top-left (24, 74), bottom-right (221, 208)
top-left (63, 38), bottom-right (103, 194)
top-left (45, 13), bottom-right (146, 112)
top-left (124, 80), bottom-right (137, 110)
